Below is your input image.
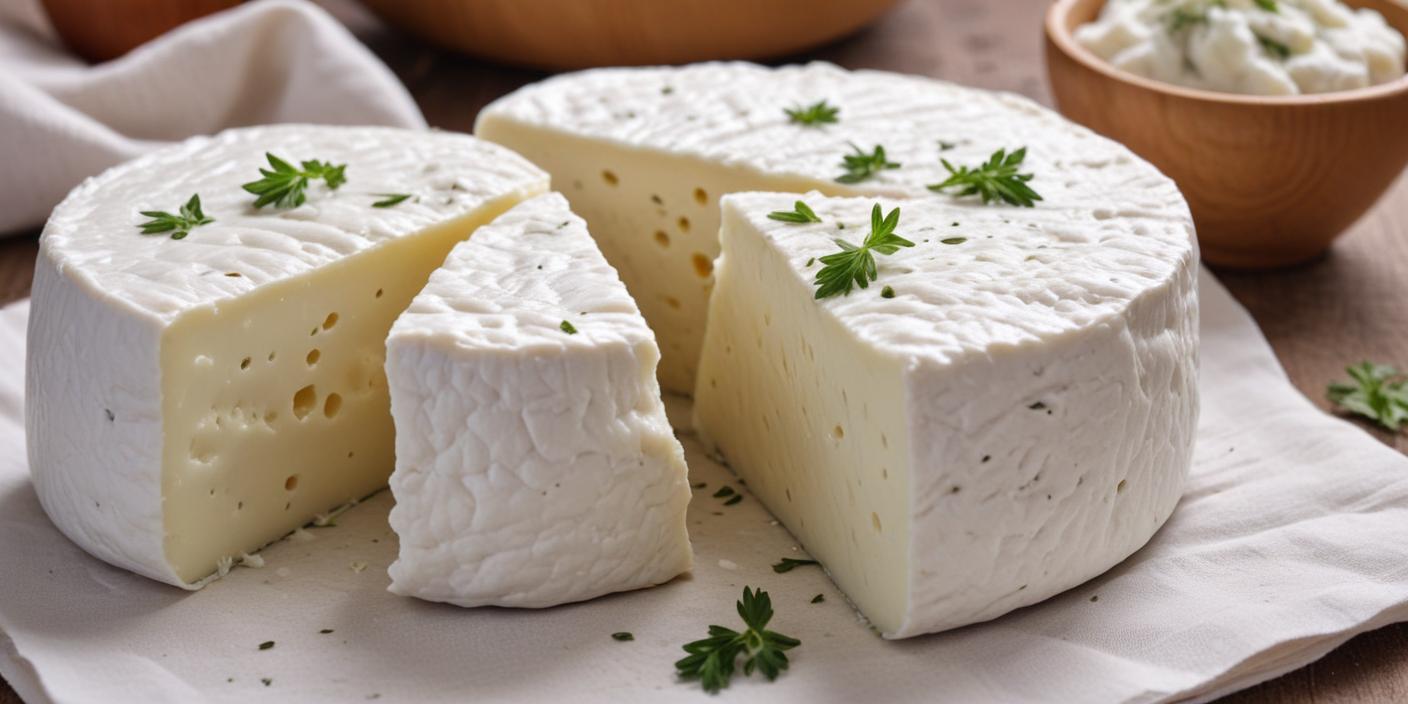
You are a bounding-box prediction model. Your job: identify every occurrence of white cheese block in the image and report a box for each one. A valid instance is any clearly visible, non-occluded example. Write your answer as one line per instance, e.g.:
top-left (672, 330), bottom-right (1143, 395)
top-left (476, 61), bottom-right (1185, 393)
top-left (693, 191), bottom-right (1198, 638)
top-left (26, 124), bottom-right (548, 588)
top-left (384, 193), bottom-right (692, 607)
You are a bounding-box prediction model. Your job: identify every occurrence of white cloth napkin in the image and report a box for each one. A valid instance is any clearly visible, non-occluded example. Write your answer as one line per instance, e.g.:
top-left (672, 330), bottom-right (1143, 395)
top-left (0, 0), bottom-right (424, 236)
top-left (1, 271), bottom-right (1407, 704)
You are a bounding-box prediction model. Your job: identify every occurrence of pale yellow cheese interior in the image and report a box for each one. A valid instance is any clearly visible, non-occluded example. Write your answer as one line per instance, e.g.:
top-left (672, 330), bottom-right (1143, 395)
top-left (159, 197), bottom-right (522, 584)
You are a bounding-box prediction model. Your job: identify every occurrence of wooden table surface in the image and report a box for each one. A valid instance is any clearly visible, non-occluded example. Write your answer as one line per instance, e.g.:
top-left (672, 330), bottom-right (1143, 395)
top-left (3, 0), bottom-right (1406, 701)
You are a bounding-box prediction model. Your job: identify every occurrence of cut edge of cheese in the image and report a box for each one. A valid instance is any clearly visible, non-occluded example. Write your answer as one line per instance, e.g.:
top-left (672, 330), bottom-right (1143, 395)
top-left (26, 125), bottom-right (549, 588)
top-left (384, 193), bottom-right (693, 608)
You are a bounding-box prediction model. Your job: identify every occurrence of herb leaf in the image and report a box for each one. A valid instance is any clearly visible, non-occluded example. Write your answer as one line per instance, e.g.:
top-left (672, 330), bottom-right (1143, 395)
top-left (767, 201), bottom-right (822, 224)
top-left (560, 320), bottom-right (578, 335)
top-left (836, 144), bottom-right (900, 184)
top-left (1327, 361), bottom-right (1408, 431)
top-left (138, 194), bottom-right (214, 239)
top-left (372, 193), bottom-right (412, 208)
top-left (242, 153), bottom-right (347, 209)
top-left (612, 632), bottom-right (634, 642)
top-left (676, 587), bottom-right (799, 694)
top-left (785, 100), bottom-right (840, 127)
top-left (1256, 34), bottom-right (1291, 59)
top-left (929, 147), bottom-right (1042, 207)
top-left (1254, 0), bottom-right (1278, 12)
top-left (810, 594), bottom-right (825, 604)
top-left (772, 557), bottom-right (819, 574)
top-left (813, 204), bottom-right (914, 299)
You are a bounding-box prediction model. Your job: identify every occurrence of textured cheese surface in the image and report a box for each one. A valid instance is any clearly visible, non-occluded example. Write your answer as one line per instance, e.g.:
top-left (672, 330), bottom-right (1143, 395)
top-left (693, 191), bottom-right (1198, 637)
top-left (27, 125), bottom-right (548, 587)
top-left (477, 61), bottom-right (1190, 392)
top-left (386, 193), bottom-right (693, 607)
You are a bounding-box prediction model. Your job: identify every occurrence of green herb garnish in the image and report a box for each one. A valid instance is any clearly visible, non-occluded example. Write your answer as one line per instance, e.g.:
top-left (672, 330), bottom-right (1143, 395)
top-left (1328, 362), bottom-right (1408, 431)
top-left (242, 153), bottom-right (347, 209)
top-left (138, 194), bottom-right (214, 239)
top-left (810, 594), bottom-right (824, 604)
top-left (772, 558), bottom-right (819, 574)
top-left (1254, 0), bottom-right (1278, 12)
top-left (941, 237), bottom-right (967, 245)
top-left (612, 632), bottom-right (635, 642)
top-left (372, 193), bottom-right (412, 208)
top-left (675, 586), bottom-right (800, 694)
top-left (938, 140), bottom-right (958, 151)
top-left (258, 641), bottom-right (275, 651)
top-left (1165, 7), bottom-right (1209, 32)
top-left (929, 147), bottom-right (1042, 207)
top-left (767, 201), bottom-right (822, 223)
top-left (881, 285), bottom-right (895, 298)
top-left (785, 100), bottom-right (840, 126)
top-left (560, 320), bottom-right (578, 335)
top-left (1256, 34), bottom-right (1291, 59)
top-left (813, 204), bottom-right (914, 299)
top-left (836, 144), bottom-right (900, 184)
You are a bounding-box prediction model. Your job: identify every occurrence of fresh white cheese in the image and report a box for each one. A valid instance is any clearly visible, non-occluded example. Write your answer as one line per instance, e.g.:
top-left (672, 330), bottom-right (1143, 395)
top-left (26, 124), bottom-right (548, 588)
top-left (476, 61), bottom-right (1192, 393)
top-left (1076, 0), bottom-right (1406, 95)
top-left (384, 193), bottom-right (692, 607)
top-left (693, 191), bottom-right (1198, 638)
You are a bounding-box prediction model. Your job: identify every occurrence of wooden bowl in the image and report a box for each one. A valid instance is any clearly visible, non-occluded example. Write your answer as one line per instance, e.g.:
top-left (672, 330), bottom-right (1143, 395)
top-left (1045, 0), bottom-right (1408, 269)
top-left (356, 0), bottom-right (902, 70)
top-left (40, 0), bottom-right (241, 63)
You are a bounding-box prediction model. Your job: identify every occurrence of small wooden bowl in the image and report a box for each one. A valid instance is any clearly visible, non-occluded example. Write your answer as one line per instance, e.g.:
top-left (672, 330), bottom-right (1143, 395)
top-left (40, 0), bottom-right (241, 63)
top-left (1045, 0), bottom-right (1408, 269)
top-left (356, 0), bottom-right (901, 70)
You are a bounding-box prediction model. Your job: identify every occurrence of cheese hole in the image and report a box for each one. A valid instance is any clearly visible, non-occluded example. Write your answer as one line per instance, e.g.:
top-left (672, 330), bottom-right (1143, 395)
top-left (880, 433), bottom-right (889, 448)
top-left (306, 349), bottom-right (321, 366)
top-left (323, 393), bottom-right (343, 419)
top-left (267, 351), bottom-right (277, 362)
top-left (665, 296), bottom-right (681, 310)
top-left (1117, 479), bottom-right (1127, 494)
top-left (871, 512), bottom-right (883, 532)
top-left (285, 475), bottom-right (299, 491)
top-left (264, 411), bottom-right (279, 424)
top-left (237, 501), bottom-right (244, 511)
top-left (677, 216), bottom-right (691, 233)
top-left (292, 385), bottom-right (317, 420)
top-left (832, 424), bottom-right (844, 440)
top-left (322, 312), bottom-right (339, 330)
top-left (692, 253), bottom-right (713, 278)
top-left (240, 357), bottom-right (252, 371)
top-left (601, 170), bottom-right (619, 186)
top-left (189, 437), bottom-right (216, 464)
top-left (225, 272), bottom-right (242, 278)
top-left (693, 187), bottom-right (708, 205)
top-left (654, 230), bottom-right (670, 247)
top-left (375, 288), bottom-right (384, 299)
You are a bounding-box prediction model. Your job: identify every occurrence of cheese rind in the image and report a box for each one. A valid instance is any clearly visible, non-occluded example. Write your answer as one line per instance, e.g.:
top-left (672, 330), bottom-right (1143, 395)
top-left (385, 193), bottom-right (693, 607)
top-left (476, 61), bottom-right (1190, 392)
top-left (26, 125), bottom-right (548, 587)
top-left (694, 192), bottom-right (1198, 637)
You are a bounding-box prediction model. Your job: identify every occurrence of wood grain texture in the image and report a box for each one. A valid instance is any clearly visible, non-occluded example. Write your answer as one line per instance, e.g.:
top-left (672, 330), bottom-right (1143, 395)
top-left (1, 0), bottom-right (1405, 701)
top-left (1045, 0), bottom-right (1408, 269)
top-left (356, 0), bottom-right (903, 70)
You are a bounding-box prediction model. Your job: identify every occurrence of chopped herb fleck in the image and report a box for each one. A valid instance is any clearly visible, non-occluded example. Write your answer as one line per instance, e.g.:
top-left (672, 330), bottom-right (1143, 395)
top-left (785, 100), bottom-right (840, 126)
top-left (612, 632), bottom-right (635, 641)
top-left (881, 285), bottom-right (895, 299)
top-left (1256, 33), bottom-right (1291, 59)
top-left (810, 594), bottom-right (825, 604)
top-left (258, 641), bottom-right (275, 651)
top-left (1029, 401), bottom-right (1047, 410)
top-left (138, 194), bottom-right (214, 240)
top-left (836, 144), bottom-right (900, 184)
top-left (692, 482), bottom-right (707, 489)
top-left (1254, 0), bottom-right (1278, 12)
top-left (371, 193), bottom-right (412, 208)
top-left (662, 86), bottom-right (675, 95)
top-left (723, 495), bottom-right (743, 506)
top-left (319, 629), bottom-right (334, 635)
top-left (941, 237), bottom-right (967, 245)
top-left (772, 557), bottom-right (819, 573)
top-left (713, 486), bottom-right (736, 499)
top-left (805, 257), bottom-right (816, 267)
top-left (262, 678), bottom-right (273, 687)
top-left (560, 320), bottom-right (578, 335)
top-left (939, 140), bottom-right (958, 151)
top-left (767, 200), bottom-right (822, 223)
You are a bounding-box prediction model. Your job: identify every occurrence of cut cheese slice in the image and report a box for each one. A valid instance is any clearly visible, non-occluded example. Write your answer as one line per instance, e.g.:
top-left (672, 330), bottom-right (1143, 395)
top-left (476, 61), bottom-right (1186, 394)
top-left (384, 193), bottom-right (692, 607)
top-left (27, 125), bottom-right (548, 588)
top-left (694, 192), bottom-right (1198, 638)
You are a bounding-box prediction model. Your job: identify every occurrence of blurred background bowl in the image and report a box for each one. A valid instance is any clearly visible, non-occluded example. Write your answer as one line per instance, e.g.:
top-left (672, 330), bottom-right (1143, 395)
top-left (1045, 0), bottom-right (1408, 269)
top-left (356, 0), bottom-right (902, 70)
top-left (40, 0), bottom-right (241, 62)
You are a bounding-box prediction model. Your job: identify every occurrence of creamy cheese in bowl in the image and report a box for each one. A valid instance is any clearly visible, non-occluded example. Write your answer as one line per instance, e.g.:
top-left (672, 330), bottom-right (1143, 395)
top-left (1075, 0), bottom-right (1406, 95)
